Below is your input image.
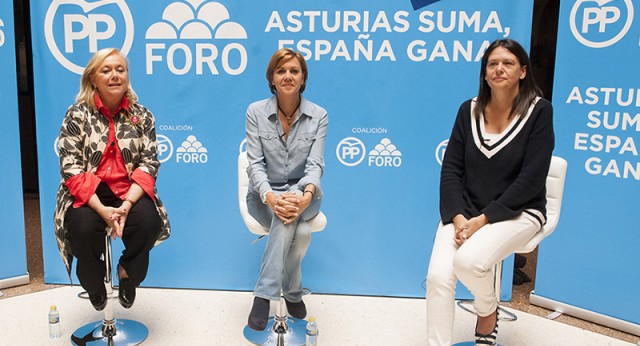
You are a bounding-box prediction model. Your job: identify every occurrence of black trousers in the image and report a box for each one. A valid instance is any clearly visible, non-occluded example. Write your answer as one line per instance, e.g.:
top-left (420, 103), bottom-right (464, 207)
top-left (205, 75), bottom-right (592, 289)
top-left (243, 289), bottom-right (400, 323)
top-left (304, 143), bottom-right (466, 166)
top-left (65, 183), bottom-right (161, 295)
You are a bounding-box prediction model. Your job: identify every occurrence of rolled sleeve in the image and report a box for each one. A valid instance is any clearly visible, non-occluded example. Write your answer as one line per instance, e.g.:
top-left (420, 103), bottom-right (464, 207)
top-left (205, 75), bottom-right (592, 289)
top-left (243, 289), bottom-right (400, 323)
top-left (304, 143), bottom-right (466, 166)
top-left (65, 173), bottom-right (101, 207)
top-left (131, 169), bottom-right (156, 201)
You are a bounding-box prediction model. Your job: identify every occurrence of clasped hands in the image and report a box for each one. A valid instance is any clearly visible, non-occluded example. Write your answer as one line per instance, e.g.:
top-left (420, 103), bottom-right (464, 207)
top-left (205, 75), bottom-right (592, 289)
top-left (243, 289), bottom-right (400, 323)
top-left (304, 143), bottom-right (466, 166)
top-left (99, 202), bottom-right (132, 239)
top-left (452, 214), bottom-right (489, 246)
top-left (267, 192), bottom-right (311, 225)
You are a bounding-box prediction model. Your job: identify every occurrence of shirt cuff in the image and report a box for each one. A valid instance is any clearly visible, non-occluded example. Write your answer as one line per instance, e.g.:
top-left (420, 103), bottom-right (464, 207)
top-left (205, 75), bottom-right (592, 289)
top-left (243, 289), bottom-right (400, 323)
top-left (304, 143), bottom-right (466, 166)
top-left (131, 169), bottom-right (156, 202)
top-left (65, 173), bottom-right (101, 208)
top-left (261, 190), bottom-right (272, 204)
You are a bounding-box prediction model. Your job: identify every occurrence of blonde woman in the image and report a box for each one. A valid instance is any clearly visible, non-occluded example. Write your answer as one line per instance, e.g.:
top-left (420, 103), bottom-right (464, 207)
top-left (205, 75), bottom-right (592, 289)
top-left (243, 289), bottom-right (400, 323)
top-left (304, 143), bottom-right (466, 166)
top-left (54, 48), bottom-right (170, 311)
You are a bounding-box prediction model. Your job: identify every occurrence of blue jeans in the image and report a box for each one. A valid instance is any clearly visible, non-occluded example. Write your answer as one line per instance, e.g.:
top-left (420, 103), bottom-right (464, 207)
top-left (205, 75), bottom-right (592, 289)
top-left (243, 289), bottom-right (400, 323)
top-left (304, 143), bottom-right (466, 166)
top-left (247, 187), bottom-right (321, 302)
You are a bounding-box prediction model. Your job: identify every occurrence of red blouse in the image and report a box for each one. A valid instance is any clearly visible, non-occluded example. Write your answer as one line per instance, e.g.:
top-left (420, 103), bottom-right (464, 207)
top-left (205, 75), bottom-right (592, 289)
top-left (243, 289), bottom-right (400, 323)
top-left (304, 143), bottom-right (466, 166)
top-left (65, 95), bottom-right (156, 208)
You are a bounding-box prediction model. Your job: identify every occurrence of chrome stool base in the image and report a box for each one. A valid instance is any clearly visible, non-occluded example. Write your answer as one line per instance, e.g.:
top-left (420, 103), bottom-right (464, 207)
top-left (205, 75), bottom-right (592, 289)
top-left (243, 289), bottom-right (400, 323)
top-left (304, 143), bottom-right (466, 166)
top-left (71, 319), bottom-right (148, 345)
top-left (243, 316), bottom-right (306, 346)
top-left (72, 233), bottom-right (148, 345)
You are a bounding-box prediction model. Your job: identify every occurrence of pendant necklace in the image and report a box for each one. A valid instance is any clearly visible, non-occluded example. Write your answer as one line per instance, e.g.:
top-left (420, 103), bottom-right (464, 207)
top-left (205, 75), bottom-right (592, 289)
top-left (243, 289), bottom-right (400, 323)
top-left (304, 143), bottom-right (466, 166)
top-left (278, 97), bottom-right (301, 126)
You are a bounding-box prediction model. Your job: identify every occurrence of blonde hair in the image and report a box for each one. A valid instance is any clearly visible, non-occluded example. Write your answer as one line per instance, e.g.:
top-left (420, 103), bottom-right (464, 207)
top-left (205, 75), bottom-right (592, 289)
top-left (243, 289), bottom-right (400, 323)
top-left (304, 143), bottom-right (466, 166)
top-left (266, 48), bottom-right (308, 94)
top-left (76, 48), bottom-right (138, 109)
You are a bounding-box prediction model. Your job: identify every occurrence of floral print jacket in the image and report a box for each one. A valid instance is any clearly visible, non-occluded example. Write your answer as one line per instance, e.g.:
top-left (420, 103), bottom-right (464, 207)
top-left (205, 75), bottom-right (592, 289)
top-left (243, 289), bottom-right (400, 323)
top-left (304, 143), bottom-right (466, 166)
top-left (54, 101), bottom-right (170, 279)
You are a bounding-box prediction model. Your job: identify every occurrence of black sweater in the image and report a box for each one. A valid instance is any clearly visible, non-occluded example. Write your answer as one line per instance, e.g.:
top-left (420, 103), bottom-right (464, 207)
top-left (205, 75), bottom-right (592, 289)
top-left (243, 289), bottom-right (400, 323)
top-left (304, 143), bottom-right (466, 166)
top-left (440, 98), bottom-right (554, 226)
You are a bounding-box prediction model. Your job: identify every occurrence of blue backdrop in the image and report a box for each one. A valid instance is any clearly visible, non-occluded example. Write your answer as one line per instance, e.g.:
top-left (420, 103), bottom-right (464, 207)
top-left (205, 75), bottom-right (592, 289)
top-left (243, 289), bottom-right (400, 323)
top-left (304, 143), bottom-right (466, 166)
top-left (31, 0), bottom-right (534, 299)
top-left (535, 0), bottom-right (640, 325)
top-left (0, 0), bottom-right (28, 286)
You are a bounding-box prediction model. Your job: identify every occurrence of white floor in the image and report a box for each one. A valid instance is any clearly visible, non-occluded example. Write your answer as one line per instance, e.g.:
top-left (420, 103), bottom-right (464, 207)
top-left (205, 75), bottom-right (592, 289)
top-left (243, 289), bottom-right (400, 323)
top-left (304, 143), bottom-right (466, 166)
top-left (0, 286), bottom-right (633, 346)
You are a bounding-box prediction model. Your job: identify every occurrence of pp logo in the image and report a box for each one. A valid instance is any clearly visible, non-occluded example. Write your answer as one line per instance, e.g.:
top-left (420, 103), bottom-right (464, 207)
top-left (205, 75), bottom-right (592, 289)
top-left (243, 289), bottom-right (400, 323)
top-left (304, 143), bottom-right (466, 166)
top-left (145, 0), bottom-right (248, 75)
top-left (570, 0), bottom-right (634, 48)
top-left (176, 135), bottom-right (208, 163)
top-left (157, 134), bottom-right (174, 164)
top-left (0, 19), bottom-right (5, 47)
top-left (435, 139), bottom-right (448, 166)
top-left (44, 0), bottom-right (134, 74)
top-left (368, 138), bottom-right (402, 167)
top-left (336, 137), bottom-right (366, 167)
top-left (54, 136), bottom-right (60, 157)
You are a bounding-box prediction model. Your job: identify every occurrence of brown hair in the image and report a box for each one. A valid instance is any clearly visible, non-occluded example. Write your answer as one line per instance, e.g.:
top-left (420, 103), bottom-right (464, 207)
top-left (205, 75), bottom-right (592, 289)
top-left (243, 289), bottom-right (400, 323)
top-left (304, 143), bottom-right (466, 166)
top-left (266, 48), bottom-right (308, 94)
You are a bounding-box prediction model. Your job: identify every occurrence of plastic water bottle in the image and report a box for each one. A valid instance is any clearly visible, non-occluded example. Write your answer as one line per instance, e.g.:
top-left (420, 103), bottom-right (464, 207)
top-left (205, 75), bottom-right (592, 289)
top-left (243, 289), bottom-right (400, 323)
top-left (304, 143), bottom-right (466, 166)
top-left (48, 305), bottom-right (61, 339)
top-left (305, 316), bottom-right (318, 346)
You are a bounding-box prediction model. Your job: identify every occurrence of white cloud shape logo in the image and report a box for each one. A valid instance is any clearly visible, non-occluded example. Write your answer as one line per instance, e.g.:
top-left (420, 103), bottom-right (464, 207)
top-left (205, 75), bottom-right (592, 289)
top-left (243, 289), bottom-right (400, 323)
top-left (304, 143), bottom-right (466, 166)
top-left (177, 135), bottom-right (208, 153)
top-left (145, 0), bottom-right (247, 40)
top-left (369, 138), bottom-right (402, 157)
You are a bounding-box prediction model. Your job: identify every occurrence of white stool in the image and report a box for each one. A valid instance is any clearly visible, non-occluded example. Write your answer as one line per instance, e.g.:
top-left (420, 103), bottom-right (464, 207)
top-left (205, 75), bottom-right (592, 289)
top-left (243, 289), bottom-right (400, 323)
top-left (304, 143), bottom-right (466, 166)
top-left (238, 151), bottom-right (327, 346)
top-left (454, 156), bottom-right (568, 345)
top-left (71, 232), bottom-right (148, 345)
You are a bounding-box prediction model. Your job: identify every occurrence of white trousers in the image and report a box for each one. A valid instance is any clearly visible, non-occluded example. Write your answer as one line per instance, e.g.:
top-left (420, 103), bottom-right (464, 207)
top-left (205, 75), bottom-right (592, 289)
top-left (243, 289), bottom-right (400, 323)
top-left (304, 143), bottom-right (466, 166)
top-left (425, 213), bottom-right (540, 345)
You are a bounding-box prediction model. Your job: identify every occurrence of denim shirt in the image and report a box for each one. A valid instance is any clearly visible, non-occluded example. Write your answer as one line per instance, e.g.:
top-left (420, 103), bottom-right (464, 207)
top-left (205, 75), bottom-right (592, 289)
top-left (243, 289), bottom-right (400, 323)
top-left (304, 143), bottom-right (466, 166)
top-left (245, 95), bottom-right (328, 199)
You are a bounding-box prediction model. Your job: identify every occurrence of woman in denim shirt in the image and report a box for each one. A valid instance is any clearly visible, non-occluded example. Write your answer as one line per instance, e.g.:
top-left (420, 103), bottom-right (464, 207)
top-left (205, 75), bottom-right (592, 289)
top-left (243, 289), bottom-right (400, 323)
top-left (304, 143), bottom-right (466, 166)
top-left (245, 48), bottom-right (328, 331)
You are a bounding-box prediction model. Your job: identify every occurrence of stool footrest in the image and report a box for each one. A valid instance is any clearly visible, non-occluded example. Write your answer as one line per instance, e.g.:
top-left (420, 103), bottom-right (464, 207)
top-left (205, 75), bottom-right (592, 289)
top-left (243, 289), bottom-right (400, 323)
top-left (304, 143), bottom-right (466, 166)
top-left (456, 300), bottom-right (518, 322)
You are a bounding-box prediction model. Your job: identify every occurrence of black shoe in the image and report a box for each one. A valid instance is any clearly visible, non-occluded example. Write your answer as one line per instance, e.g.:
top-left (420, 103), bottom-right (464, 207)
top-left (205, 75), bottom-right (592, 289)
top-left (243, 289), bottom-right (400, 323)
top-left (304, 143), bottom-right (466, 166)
top-left (118, 278), bottom-right (136, 309)
top-left (285, 298), bottom-right (307, 319)
top-left (247, 297), bottom-right (270, 331)
top-left (89, 288), bottom-right (107, 311)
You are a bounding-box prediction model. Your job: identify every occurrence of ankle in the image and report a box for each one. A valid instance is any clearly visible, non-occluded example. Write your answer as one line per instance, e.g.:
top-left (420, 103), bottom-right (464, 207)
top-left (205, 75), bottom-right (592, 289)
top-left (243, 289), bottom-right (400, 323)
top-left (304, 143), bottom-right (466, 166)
top-left (476, 310), bottom-right (497, 334)
top-left (118, 264), bottom-right (129, 279)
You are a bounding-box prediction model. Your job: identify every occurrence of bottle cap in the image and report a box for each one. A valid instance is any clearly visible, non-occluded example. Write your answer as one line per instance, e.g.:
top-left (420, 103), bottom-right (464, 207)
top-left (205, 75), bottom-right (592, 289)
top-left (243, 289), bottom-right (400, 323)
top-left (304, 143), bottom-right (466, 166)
top-left (308, 316), bottom-right (315, 322)
top-left (50, 305), bottom-right (57, 310)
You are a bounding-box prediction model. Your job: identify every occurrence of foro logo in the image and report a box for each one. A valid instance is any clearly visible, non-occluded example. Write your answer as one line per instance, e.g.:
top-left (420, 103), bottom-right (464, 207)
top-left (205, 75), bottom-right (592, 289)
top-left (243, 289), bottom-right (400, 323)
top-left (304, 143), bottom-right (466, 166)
top-left (44, 0), bottom-right (134, 74)
top-left (336, 137), bottom-right (366, 167)
top-left (145, 0), bottom-right (248, 76)
top-left (368, 138), bottom-right (402, 167)
top-left (570, 0), bottom-right (634, 48)
top-left (176, 135), bottom-right (208, 163)
top-left (0, 19), bottom-right (5, 47)
top-left (435, 139), bottom-right (448, 166)
top-left (157, 134), bottom-right (174, 163)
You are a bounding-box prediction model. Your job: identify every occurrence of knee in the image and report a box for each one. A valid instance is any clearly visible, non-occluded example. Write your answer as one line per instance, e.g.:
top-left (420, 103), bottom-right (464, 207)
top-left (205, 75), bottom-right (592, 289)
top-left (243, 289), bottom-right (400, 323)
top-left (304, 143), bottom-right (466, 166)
top-left (452, 252), bottom-right (484, 279)
top-left (128, 198), bottom-right (161, 232)
top-left (294, 225), bottom-right (311, 247)
top-left (426, 268), bottom-right (455, 296)
top-left (66, 214), bottom-right (105, 243)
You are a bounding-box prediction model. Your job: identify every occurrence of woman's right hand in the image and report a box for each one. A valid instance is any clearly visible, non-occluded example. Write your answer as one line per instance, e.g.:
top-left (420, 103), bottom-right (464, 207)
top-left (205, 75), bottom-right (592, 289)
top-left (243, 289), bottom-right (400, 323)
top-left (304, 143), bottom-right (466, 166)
top-left (93, 205), bottom-right (123, 238)
top-left (452, 214), bottom-right (469, 245)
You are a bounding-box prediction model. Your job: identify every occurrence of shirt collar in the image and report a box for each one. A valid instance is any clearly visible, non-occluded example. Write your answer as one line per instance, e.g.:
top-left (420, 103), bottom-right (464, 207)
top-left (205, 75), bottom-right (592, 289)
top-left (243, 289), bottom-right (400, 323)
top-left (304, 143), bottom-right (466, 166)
top-left (267, 95), bottom-right (313, 120)
top-left (94, 93), bottom-right (130, 117)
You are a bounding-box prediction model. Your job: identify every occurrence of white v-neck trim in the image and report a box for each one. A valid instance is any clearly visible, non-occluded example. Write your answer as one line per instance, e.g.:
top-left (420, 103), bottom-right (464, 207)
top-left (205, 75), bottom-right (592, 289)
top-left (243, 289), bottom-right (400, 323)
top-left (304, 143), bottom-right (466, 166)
top-left (471, 97), bottom-right (540, 159)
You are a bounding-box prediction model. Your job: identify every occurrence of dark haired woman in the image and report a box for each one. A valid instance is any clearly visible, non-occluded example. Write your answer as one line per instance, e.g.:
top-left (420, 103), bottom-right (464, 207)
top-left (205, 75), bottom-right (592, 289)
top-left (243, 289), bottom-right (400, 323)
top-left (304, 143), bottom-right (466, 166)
top-left (425, 39), bottom-right (554, 345)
